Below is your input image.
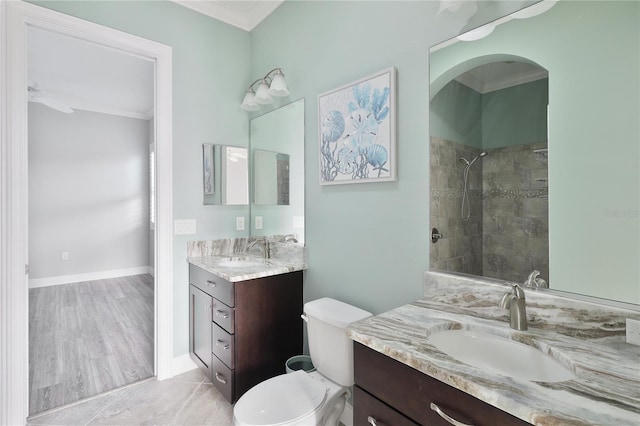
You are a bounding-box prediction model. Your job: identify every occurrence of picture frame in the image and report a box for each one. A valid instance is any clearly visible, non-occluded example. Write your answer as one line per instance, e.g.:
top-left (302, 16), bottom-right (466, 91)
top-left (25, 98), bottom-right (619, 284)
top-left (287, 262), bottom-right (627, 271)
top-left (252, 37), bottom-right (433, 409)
top-left (202, 144), bottom-right (214, 195)
top-left (318, 66), bottom-right (396, 185)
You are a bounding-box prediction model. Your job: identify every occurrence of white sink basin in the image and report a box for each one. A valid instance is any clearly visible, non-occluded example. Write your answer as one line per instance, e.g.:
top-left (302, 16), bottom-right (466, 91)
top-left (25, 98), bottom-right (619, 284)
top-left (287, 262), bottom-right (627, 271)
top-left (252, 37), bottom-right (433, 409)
top-left (217, 258), bottom-right (267, 268)
top-left (429, 330), bottom-right (575, 383)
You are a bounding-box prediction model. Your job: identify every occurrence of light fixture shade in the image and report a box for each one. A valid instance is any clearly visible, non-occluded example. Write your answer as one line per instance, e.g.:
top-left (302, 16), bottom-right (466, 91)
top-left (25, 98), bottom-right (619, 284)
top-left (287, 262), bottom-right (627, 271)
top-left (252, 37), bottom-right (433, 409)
top-left (240, 89), bottom-right (259, 111)
top-left (457, 22), bottom-right (496, 41)
top-left (267, 70), bottom-right (289, 97)
top-left (254, 81), bottom-right (274, 104)
top-left (437, 0), bottom-right (478, 20)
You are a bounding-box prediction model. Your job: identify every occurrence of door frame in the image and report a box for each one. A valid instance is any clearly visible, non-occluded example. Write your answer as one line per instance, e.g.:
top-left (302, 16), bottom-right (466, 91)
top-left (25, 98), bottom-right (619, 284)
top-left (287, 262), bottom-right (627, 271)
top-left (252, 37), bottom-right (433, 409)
top-left (0, 2), bottom-right (174, 423)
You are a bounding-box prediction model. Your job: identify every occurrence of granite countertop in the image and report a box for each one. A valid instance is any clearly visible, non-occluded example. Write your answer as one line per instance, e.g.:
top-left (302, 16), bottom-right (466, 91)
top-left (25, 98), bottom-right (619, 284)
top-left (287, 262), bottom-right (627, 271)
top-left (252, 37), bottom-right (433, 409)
top-left (347, 298), bottom-right (640, 425)
top-left (188, 255), bottom-right (305, 282)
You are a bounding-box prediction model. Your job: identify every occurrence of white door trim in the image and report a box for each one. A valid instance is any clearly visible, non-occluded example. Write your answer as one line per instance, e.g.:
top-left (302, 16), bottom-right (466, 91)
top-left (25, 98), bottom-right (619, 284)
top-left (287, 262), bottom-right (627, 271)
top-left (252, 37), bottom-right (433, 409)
top-left (0, 2), bottom-right (174, 424)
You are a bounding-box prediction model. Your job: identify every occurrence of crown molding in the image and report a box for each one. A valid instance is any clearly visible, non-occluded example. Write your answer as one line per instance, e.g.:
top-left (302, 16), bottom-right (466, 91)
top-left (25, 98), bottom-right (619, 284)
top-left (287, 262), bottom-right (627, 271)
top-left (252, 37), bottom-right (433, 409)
top-left (171, 1), bottom-right (284, 32)
top-left (457, 68), bottom-right (548, 94)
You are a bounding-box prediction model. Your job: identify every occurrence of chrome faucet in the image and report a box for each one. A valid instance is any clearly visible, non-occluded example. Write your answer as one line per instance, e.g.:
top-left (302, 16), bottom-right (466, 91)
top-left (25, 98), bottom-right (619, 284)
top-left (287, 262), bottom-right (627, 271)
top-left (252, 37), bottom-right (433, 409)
top-left (248, 237), bottom-right (270, 259)
top-left (500, 283), bottom-right (528, 331)
top-left (524, 270), bottom-right (548, 289)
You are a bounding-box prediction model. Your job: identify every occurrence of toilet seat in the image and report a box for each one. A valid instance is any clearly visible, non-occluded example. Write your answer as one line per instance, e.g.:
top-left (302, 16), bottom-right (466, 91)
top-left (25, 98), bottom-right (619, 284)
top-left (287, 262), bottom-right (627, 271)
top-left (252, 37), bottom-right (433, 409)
top-left (234, 370), bottom-right (328, 425)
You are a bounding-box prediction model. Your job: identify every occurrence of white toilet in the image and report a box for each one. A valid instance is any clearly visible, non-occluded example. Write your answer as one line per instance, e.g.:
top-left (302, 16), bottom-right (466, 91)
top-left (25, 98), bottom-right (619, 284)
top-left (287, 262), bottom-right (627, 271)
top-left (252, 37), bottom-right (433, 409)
top-left (233, 297), bottom-right (372, 426)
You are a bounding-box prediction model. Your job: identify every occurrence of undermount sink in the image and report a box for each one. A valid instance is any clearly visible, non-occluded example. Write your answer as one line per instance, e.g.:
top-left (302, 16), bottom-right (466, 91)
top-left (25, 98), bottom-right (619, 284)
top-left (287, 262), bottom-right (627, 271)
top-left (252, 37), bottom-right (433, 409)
top-left (217, 257), bottom-right (268, 268)
top-left (429, 330), bottom-right (575, 383)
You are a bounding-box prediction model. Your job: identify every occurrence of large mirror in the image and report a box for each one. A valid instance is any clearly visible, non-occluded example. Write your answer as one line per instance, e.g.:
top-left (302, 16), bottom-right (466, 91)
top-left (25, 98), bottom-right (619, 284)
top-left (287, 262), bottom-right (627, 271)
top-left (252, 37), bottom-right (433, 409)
top-left (202, 145), bottom-right (249, 205)
top-left (250, 99), bottom-right (305, 242)
top-left (429, 0), bottom-right (639, 305)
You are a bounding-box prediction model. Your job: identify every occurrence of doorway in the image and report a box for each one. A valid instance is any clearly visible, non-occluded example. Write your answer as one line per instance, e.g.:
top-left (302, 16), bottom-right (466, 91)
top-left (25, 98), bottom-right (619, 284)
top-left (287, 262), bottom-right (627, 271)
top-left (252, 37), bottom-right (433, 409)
top-left (27, 24), bottom-right (156, 414)
top-left (1, 2), bottom-right (174, 423)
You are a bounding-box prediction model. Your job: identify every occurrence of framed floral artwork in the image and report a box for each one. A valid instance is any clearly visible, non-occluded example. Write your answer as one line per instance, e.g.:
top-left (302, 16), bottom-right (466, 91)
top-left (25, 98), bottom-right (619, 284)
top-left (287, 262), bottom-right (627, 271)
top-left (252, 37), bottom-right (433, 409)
top-left (318, 67), bottom-right (396, 185)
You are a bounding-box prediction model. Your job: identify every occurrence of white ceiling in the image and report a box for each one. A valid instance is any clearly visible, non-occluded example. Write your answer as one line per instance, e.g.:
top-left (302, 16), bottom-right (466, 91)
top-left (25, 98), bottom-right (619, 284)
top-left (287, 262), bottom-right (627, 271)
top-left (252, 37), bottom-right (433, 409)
top-left (28, 26), bottom-right (155, 119)
top-left (456, 61), bottom-right (548, 94)
top-left (171, 0), bottom-right (284, 31)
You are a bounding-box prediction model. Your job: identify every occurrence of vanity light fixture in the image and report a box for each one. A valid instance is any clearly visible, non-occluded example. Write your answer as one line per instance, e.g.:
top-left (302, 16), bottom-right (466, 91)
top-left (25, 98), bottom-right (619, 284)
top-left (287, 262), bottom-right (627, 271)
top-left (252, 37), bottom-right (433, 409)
top-left (437, 0), bottom-right (478, 22)
top-left (240, 68), bottom-right (289, 111)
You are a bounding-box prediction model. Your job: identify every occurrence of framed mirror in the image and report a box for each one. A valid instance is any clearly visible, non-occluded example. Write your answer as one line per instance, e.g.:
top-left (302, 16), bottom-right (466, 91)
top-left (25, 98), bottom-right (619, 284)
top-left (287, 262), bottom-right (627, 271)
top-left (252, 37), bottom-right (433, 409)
top-left (202, 144), bottom-right (249, 205)
top-left (250, 99), bottom-right (305, 242)
top-left (429, 0), bottom-right (639, 305)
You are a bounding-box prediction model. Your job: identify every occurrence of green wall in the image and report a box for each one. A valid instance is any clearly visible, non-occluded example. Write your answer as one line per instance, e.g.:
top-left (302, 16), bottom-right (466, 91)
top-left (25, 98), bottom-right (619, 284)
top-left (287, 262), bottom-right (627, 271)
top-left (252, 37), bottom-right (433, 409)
top-left (431, 78), bottom-right (548, 150)
top-left (430, 80), bottom-right (482, 148)
top-left (430, 1), bottom-right (639, 303)
top-left (482, 78), bottom-right (548, 148)
top-left (29, 0), bottom-right (252, 356)
top-left (249, 1), bottom-right (528, 314)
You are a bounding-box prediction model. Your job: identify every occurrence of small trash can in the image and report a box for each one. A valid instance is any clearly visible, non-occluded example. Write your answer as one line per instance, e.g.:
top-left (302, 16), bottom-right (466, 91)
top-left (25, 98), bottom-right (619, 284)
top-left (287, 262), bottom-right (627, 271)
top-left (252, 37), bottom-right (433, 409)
top-left (285, 355), bottom-right (315, 374)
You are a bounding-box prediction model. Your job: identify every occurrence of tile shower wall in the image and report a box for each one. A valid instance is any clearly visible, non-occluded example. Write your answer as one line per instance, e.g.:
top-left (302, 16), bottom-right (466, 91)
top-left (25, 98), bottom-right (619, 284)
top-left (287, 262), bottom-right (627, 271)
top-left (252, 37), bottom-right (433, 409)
top-left (482, 141), bottom-right (549, 282)
top-left (430, 136), bottom-right (483, 275)
top-left (430, 138), bottom-right (549, 283)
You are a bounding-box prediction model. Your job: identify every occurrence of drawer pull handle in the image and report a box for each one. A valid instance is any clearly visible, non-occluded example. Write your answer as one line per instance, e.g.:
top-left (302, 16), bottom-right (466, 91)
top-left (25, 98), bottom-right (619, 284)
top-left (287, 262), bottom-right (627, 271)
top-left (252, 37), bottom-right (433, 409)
top-left (367, 416), bottom-right (378, 426)
top-left (215, 372), bottom-right (227, 384)
top-left (206, 280), bottom-right (217, 287)
top-left (216, 310), bottom-right (229, 319)
top-left (216, 339), bottom-right (230, 350)
top-left (430, 403), bottom-right (474, 426)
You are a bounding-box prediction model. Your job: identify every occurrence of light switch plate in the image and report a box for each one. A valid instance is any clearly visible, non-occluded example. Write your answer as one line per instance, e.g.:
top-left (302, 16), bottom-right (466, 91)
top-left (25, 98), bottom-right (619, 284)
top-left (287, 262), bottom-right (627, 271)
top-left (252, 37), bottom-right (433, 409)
top-left (255, 216), bottom-right (263, 230)
top-left (626, 318), bottom-right (640, 346)
top-left (236, 216), bottom-right (245, 231)
top-left (174, 219), bottom-right (196, 235)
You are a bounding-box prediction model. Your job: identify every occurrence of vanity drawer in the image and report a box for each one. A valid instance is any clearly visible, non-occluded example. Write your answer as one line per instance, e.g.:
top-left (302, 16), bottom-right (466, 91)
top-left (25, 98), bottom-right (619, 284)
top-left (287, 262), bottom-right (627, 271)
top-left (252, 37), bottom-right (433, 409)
top-left (213, 322), bottom-right (235, 369)
top-left (354, 386), bottom-right (418, 426)
top-left (354, 342), bottom-right (531, 426)
top-left (212, 297), bottom-right (235, 334)
top-left (189, 264), bottom-right (235, 307)
top-left (212, 355), bottom-right (234, 403)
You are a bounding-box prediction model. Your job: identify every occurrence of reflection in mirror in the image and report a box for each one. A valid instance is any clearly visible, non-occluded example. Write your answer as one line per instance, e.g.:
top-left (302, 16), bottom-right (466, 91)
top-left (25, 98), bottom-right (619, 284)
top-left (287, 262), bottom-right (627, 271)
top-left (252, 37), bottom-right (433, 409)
top-left (202, 145), bottom-right (249, 205)
top-left (429, 0), bottom-right (639, 305)
top-left (430, 60), bottom-right (549, 284)
top-left (250, 99), bottom-right (305, 242)
top-left (254, 149), bottom-right (290, 205)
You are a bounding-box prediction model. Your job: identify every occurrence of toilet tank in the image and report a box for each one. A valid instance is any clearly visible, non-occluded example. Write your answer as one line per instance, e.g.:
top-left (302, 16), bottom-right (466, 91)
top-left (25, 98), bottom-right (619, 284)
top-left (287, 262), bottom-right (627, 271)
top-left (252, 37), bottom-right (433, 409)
top-left (304, 298), bottom-right (372, 387)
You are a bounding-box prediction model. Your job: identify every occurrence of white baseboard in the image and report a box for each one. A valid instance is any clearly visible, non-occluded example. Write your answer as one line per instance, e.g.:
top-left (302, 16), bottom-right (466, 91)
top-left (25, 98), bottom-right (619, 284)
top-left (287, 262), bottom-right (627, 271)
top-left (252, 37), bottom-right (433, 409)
top-left (29, 266), bottom-right (153, 288)
top-left (172, 353), bottom-right (198, 377)
top-left (148, 266), bottom-right (155, 277)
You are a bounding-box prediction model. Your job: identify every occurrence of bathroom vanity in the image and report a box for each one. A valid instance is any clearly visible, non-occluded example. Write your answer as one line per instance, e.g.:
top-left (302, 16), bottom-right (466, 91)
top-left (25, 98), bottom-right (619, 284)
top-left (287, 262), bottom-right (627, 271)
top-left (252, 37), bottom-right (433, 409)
top-left (188, 257), bottom-right (304, 403)
top-left (354, 343), bottom-right (528, 425)
top-left (348, 272), bottom-right (640, 426)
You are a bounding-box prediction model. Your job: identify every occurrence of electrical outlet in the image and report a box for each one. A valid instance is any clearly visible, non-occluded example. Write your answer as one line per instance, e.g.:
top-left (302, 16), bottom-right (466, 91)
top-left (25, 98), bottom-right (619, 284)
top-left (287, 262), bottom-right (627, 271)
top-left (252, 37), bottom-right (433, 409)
top-left (236, 216), bottom-right (245, 231)
top-left (626, 318), bottom-right (640, 346)
top-left (255, 216), bottom-right (263, 230)
top-left (61, 252), bottom-right (69, 261)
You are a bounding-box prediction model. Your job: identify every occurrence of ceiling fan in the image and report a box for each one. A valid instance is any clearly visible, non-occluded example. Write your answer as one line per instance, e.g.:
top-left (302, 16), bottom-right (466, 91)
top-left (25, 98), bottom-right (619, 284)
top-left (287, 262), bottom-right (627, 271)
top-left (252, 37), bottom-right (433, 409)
top-left (27, 83), bottom-right (74, 114)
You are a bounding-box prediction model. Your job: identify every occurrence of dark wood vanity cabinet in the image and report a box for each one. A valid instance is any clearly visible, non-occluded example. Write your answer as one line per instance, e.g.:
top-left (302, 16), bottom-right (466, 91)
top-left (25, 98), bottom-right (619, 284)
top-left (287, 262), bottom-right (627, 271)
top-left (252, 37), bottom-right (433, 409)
top-left (353, 342), bottom-right (531, 426)
top-left (189, 264), bottom-right (303, 403)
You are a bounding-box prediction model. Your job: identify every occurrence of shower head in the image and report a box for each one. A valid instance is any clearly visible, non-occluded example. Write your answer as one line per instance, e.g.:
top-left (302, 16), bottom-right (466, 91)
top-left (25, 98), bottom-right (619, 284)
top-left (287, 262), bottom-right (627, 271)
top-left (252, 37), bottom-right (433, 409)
top-left (468, 151), bottom-right (488, 166)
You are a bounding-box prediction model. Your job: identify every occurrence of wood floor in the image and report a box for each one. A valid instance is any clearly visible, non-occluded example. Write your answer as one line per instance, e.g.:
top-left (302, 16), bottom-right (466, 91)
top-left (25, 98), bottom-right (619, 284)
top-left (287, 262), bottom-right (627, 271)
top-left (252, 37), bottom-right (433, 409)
top-left (29, 274), bottom-right (154, 415)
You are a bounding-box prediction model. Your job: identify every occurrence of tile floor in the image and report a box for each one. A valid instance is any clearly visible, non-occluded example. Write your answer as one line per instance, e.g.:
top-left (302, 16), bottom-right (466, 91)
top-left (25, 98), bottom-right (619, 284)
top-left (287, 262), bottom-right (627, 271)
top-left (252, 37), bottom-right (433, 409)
top-left (27, 368), bottom-right (234, 425)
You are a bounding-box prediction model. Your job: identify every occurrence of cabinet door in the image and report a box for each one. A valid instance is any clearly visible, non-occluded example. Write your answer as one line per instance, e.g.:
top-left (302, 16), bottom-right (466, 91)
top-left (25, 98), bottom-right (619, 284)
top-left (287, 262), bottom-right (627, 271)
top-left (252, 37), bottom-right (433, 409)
top-left (190, 285), bottom-right (212, 370)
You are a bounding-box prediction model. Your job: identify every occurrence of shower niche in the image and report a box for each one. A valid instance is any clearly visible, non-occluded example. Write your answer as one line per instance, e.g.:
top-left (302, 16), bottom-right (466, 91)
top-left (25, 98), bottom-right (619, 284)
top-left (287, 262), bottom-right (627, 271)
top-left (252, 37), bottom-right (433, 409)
top-left (429, 59), bottom-right (549, 284)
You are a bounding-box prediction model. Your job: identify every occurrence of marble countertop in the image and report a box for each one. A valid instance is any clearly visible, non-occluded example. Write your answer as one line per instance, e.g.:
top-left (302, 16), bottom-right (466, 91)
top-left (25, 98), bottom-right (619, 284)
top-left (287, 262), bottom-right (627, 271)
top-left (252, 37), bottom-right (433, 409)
top-left (188, 255), bottom-right (305, 282)
top-left (347, 299), bottom-right (640, 425)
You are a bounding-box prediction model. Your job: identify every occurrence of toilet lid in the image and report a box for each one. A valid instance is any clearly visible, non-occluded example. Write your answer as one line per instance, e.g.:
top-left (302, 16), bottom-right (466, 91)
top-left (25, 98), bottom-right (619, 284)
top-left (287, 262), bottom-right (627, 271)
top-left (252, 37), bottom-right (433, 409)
top-left (234, 370), bottom-right (327, 425)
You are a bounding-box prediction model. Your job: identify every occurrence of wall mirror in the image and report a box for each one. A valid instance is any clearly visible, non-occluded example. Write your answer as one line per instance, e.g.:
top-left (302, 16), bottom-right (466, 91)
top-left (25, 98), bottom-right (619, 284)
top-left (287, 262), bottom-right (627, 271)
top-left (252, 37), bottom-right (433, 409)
top-left (429, 0), bottom-right (639, 305)
top-left (202, 144), bottom-right (249, 205)
top-left (254, 149), bottom-right (290, 206)
top-left (250, 99), bottom-right (305, 242)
